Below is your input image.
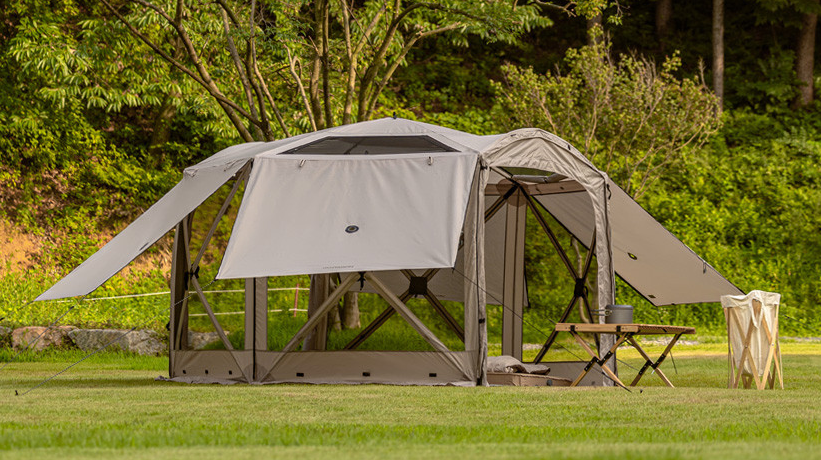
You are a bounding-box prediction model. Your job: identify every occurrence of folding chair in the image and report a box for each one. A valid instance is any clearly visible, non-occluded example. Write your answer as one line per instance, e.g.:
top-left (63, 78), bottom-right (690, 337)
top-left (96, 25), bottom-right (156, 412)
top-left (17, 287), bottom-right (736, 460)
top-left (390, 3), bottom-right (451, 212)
top-left (721, 291), bottom-right (783, 390)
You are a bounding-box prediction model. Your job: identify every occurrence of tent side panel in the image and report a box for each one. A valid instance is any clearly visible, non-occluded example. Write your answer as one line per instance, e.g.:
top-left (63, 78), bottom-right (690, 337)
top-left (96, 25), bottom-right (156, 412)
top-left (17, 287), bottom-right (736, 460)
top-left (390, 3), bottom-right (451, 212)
top-left (35, 161), bottom-right (248, 301)
top-left (172, 350), bottom-right (254, 382)
top-left (253, 351), bottom-right (477, 385)
top-left (463, 162), bottom-right (489, 385)
top-left (217, 153), bottom-right (477, 279)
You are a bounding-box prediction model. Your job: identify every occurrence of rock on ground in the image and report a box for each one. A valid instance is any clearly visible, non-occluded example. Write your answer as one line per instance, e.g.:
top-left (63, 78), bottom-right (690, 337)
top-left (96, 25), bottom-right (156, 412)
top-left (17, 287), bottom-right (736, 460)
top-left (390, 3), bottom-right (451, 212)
top-left (12, 326), bottom-right (77, 351)
top-left (68, 329), bottom-right (165, 356)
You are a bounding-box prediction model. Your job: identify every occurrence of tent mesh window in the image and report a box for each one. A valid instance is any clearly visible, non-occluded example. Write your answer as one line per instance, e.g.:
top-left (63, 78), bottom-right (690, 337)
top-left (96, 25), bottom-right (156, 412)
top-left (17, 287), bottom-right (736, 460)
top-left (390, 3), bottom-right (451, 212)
top-left (281, 136), bottom-right (457, 155)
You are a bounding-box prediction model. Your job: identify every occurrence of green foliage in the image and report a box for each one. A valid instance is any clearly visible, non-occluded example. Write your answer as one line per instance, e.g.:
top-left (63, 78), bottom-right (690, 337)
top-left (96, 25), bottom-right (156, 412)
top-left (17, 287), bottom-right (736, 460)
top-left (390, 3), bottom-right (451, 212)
top-left (637, 109), bottom-right (821, 334)
top-left (728, 47), bottom-right (800, 110)
top-left (493, 36), bottom-right (721, 199)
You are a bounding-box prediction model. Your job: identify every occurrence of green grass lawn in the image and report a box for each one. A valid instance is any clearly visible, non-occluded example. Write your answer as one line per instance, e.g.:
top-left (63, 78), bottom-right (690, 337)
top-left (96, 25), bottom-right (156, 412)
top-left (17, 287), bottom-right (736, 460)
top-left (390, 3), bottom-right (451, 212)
top-left (0, 342), bottom-right (819, 460)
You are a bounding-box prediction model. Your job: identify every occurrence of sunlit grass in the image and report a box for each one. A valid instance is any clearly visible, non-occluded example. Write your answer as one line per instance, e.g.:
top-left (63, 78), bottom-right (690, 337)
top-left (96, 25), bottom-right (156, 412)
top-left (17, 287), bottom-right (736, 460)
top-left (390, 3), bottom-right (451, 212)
top-left (0, 343), bottom-right (818, 459)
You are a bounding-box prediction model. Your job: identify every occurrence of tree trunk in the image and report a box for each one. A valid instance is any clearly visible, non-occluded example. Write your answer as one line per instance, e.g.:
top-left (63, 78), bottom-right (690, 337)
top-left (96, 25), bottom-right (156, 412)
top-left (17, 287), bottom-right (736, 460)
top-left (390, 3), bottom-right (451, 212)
top-left (303, 274), bottom-right (330, 350)
top-left (587, 13), bottom-right (603, 45)
top-left (712, 0), bottom-right (724, 109)
top-left (794, 1), bottom-right (818, 108)
top-left (656, 0), bottom-right (673, 50)
top-left (342, 291), bottom-right (360, 329)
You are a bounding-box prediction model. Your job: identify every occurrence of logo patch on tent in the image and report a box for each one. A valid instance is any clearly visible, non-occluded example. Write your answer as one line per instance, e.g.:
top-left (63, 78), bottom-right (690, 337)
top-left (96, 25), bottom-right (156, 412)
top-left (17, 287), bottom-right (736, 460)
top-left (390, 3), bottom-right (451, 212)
top-left (345, 225), bottom-right (359, 234)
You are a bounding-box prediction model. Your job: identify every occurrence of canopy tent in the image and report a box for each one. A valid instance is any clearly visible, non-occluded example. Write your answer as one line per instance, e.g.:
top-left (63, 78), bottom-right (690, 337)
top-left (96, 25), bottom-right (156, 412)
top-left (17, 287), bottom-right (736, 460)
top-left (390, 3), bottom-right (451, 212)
top-left (36, 118), bottom-right (742, 386)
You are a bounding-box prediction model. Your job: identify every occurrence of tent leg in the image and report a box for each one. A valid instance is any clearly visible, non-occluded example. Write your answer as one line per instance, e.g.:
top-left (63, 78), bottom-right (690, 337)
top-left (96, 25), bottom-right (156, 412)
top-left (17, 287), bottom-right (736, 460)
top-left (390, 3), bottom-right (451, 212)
top-left (502, 189), bottom-right (527, 361)
top-left (169, 213), bottom-right (193, 378)
top-left (245, 277), bottom-right (268, 381)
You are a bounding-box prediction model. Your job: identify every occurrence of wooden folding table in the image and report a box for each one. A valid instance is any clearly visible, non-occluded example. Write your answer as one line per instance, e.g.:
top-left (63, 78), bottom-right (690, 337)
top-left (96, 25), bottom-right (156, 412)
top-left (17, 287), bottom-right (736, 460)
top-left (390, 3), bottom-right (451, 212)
top-left (554, 323), bottom-right (696, 388)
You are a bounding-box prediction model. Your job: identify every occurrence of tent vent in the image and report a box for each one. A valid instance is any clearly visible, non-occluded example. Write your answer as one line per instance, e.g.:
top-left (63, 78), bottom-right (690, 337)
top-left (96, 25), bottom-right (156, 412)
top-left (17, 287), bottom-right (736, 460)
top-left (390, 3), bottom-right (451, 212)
top-left (296, 372), bottom-right (304, 377)
top-left (281, 136), bottom-right (456, 155)
top-left (429, 373), bottom-right (437, 378)
top-left (628, 253), bottom-right (638, 260)
top-left (228, 370), bottom-right (233, 376)
top-left (345, 225), bottom-right (359, 234)
top-left (362, 372), bottom-right (371, 377)
top-left (182, 370), bottom-right (186, 374)
top-left (204, 370), bottom-right (209, 375)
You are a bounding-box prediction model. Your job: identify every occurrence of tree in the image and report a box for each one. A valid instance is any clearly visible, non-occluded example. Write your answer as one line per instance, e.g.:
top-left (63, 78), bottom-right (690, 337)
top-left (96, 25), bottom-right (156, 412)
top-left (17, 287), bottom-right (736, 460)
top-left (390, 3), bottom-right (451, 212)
top-left (91, 0), bottom-right (550, 345)
top-left (655, 0), bottom-right (673, 50)
top-left (494, 36), bottom-right (721, 199)
top-left (794, 0), bottom-right (819, 107)
top-left (712, 0), bottom-right (724, 108)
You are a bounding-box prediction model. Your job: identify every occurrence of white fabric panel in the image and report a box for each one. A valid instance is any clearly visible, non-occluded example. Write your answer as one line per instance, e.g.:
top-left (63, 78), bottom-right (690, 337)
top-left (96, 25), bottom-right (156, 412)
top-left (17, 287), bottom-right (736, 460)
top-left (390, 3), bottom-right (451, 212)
top-left (536, 178), bottom-right (743, 305)
top-left (217, 152), bottom-right (478, 278)
top-left (345, 193), bottom-right (507, 303)
top-left (722, 290), bottom-right (780, 376)
top-left (36, 160), bottom-right (248, 301)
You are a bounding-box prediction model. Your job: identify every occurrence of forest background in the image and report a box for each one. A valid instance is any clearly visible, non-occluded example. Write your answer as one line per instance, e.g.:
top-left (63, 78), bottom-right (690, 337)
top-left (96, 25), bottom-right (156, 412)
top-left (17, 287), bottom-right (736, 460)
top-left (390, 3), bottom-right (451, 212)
top-left (0, 0), bottom-right (819, 341)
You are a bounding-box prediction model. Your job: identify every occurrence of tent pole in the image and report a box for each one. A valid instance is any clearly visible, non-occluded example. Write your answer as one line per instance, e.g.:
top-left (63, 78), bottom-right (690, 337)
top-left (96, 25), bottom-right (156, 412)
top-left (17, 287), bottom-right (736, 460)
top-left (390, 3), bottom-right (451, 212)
top-left (344, 191), bottom-right (512, 352)
top-left (169, 213), bottom-right (193, 378)
top-left (365, 273), bottom-right (451, 353)
top-left (190, 164), bottom-right (249, 273)
top-left (422, 293), bottom-right (465, 343)
top-left (532, 233), bottom-right (596, 363)
top-left (345, 267), bottom-right (445, 350)
top-left (281, 273), bottom-right (359, 352)
top-left (522, 192), bottom-right (577, 279)
top-left (245, 277), bottom-right (268, 381)
top-left (191, 276), bottom-right (235, 351)
top-left (501, 188), bottom-right (527, 360)
top-left (400, 269), bottom-right (465, 342)
top-left (343, 292), bottom-right (409, 350)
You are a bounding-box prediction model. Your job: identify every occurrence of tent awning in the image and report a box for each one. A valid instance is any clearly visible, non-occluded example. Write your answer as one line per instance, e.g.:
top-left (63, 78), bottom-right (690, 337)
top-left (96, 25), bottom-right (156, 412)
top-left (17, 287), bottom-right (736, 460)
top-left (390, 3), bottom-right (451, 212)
top-left (35, 158), bottom-right (250, 301)
top-left (216, 152), bottom-right (478, 278)
top-left (535, 178), bottom-right (743, 305)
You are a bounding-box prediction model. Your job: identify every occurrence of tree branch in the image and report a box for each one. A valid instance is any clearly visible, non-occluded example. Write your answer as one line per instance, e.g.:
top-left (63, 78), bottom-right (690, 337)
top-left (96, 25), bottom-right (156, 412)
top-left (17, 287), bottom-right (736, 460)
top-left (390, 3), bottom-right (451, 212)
top-left (365, 23), bottom-right (462, 119)
top-left (286, 47), bottom-right (318, 131)
top-left (220, 7), bottom-right (263, 140)
top-left (99, 0), bottom-right (255, 141)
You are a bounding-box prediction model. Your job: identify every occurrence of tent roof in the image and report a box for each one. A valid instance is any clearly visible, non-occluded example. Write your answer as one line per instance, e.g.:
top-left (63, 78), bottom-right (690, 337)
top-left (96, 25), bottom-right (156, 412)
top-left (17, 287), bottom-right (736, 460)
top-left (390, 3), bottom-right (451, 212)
top-left (35, 118), bottom-right (742, 305)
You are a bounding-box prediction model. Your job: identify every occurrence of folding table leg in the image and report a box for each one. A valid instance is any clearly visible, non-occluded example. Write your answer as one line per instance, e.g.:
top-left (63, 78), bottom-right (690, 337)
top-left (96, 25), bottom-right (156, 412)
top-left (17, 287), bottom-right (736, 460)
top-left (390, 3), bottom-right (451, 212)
top-left (627, 334), bottom-right (679, 387)
top-left (569, 332), bottom-right (629, 387)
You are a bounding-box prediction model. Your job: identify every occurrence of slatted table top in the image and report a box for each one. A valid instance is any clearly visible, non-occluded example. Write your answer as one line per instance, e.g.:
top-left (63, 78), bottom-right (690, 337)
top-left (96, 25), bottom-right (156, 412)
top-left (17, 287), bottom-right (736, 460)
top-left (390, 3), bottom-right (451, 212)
top-left (554, 323), bottom-right (696, 335)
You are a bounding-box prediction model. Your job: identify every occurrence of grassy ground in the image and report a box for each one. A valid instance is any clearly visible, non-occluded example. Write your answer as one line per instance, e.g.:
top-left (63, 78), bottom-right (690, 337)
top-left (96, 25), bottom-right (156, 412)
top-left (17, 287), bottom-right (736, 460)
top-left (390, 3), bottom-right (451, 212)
top-left (0, 342), bottom-right (819, 460)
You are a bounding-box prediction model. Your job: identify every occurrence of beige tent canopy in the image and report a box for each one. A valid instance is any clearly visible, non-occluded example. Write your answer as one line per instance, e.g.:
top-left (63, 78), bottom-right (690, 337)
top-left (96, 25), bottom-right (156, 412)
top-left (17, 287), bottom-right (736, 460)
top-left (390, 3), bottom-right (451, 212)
top-left (36, 118), bottom-right (742, 386)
